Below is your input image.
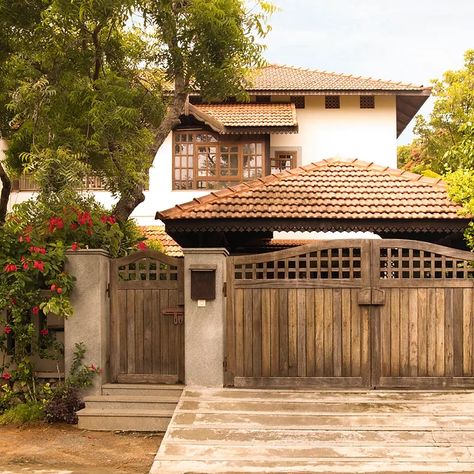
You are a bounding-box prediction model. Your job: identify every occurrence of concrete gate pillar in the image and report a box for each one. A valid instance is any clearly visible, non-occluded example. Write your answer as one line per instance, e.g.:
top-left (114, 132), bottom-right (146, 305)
top-left (65, 250), bottom-right (110, 395)
top-left (183, 248), bottom-right (229, 387)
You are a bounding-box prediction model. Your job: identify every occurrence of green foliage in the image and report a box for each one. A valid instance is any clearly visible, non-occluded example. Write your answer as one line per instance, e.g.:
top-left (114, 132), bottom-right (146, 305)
top-left (0, 401), bottom-right (44, 425)
top-left (0, 0), bottom-right (272, 218)
top-left (398, 50), bottom-right (474, 174)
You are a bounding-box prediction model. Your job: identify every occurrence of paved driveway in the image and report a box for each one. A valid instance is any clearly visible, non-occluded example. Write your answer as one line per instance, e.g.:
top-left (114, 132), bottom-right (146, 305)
top-left (150, 388), bottom-right (474, 473)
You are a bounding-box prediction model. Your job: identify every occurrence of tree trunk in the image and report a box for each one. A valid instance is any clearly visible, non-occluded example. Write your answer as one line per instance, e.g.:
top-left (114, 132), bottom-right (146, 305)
top-left (113, 74), bottom-right (188, 221)
top-left (0, 160), bottom-right (11, 224)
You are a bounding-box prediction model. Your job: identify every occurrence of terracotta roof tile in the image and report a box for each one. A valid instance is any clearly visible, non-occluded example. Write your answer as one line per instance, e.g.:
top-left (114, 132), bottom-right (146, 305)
top-left (248, 65), bottom-right (428, 93)
top-left (158, 159), bottom-right (467, 222)
top-left (140, 226), bottom-right (183, 257)
top-left (194, 103), bottom-right (297, 127)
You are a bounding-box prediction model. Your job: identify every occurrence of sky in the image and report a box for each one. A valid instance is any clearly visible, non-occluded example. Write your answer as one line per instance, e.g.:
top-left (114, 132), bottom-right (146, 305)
top-left (262, 0), bottom-right (474, 144)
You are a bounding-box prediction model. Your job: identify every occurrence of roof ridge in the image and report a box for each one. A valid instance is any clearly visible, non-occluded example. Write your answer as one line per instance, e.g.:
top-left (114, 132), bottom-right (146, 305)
top-left (258, 64), bottom-right (424, 89)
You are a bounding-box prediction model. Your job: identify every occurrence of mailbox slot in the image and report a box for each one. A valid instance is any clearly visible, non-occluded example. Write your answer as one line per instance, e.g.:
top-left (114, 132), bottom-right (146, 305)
top-left (190, 264), bottom-right (217, 300)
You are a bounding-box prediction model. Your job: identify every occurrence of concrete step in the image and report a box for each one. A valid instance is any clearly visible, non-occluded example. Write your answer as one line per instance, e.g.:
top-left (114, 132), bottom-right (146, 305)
top-left (101, 383), bottom-right (184, 398)
top-left (83, 395), bottom-right (179, 411)
top-left (77, 408), bottom-right (175, 432)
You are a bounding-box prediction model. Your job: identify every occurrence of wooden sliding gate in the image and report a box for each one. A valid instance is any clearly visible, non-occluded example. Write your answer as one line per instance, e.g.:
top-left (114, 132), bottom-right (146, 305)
top-left (110, 250), bottom-right (184, 384)
top-left (225, 239), bottom-right (474, 389)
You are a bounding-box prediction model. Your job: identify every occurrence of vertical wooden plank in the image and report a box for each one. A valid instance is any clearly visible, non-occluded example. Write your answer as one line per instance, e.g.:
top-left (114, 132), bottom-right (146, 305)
top-left (244, 290), bottom-right (254, 377)
top-left (380, 290), bottom-right (391, 378)
top-left (360, 306), bottom-right (371, 387)
top-left (168, 288), bottom-right (179, 375)
top-left (417, 288), bottom-right (428, 377)
top-left (118, 289), bottom-right (128, 378)
top-left (399, 289), bottom-right (409, 377)
top-left (252, 289), bottom-right (262, 377)
top-left (444, 288), bottom-right (454, 377)
top-left (135, 289), bottom-right (144, 374)
top-left (323, 289), bottom-right (333, 376)
top-left (390, 289), bottom-right (400, 377)
top-left (341, 289), bottom-right (351, 377)
top-left (126, 290), bottom-right (136, 374)
top-left (463, 288), bottom-right (473, 376)
top-left (435, 288), bottom-right (445, 377)
top-left (225, 257), bottom-right (235, 385)
top-left (332, 288), bottom-right (342, 377)
top-left (261, 289), bottom-right (271, 377)
top-left (160, 290), bottom-right (170, 374)
top-left (350, 289), bottom-right (361, 377)
top-left (305, 289), bottom-right (315, 377)
top-left (452, 288), bottom-right (463, 377)
top-left (151, 290), bottom-right (160, 374)
top-left (109, 261), bottom-right (119, 382)
top-left (297, 289), bottom-right (307, 377)
top-left (427, 288), bottom-right (436, 376)
top-left (288, 289), bottom-right (298, 377)
top-left (408, 289), bottom-right (418, 377)
top-left (278, 289), bottom-right (289, 376)
top-left (234, 289), bottom-right (244, 377)
top-left (270, 289), bottom-right (280, 376)
top-left (315, 288), bottom-right (324, 377)
top-left (143, 290), bottom-right (153, 374)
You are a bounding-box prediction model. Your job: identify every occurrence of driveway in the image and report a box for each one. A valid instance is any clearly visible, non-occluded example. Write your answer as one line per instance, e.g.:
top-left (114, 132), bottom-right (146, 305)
top-left (150, 388), bottom-right (474, 473)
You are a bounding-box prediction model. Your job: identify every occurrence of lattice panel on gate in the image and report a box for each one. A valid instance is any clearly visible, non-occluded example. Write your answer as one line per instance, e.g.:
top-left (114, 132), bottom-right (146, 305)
top-left (379, 247), bottom-right (474, 279)
top-left (118, 257), bottom-right (179, 281)
top-left (234, 247), bottom-right (362, 280)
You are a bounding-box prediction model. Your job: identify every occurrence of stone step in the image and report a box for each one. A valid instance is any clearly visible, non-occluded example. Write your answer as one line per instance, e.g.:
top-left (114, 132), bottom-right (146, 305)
top-left (77, 408), bottom-right (175, 432)
top-left (101, 383), bottom-right (184, 398)
top-left (83, 395), bottom-right (179, 411)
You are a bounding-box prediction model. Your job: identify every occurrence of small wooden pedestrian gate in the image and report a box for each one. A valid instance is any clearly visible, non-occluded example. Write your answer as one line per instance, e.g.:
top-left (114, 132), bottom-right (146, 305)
top-left (225, 239), bottom-right (474, 389)
top-left (110, 250), bottom-right (184, 384)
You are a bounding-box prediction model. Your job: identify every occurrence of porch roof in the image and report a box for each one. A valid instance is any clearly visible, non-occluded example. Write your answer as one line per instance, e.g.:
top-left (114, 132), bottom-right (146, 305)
top-left (157, 159), bottom-right (471, 235)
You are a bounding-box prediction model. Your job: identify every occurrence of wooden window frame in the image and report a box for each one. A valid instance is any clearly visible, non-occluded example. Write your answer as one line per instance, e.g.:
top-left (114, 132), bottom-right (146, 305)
top-left (172, 130), bottom-right (266, 190)
top-left (360, 95), bottom-right (375, 109)
top-left (271, 151), bottom-right (297, 174)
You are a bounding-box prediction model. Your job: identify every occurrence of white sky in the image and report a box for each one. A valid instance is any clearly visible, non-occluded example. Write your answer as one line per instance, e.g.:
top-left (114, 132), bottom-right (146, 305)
top-left (263, 0), bottom-right (474, 144)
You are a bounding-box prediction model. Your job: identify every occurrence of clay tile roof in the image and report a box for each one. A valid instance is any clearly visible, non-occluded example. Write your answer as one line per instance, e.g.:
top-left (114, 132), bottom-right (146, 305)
top-left (157, 159), bottom-right (467, 222)
top-left (140, 226), bottom-right (183, 257)
top-left (248, 65), bottom-right (428, 93)
top-left (195, 103), bottom-right (297, 127)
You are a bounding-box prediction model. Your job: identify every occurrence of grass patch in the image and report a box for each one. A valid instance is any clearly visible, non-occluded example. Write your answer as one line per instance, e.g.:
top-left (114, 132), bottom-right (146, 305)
top-left (0, 402), bottom-right (44, 425)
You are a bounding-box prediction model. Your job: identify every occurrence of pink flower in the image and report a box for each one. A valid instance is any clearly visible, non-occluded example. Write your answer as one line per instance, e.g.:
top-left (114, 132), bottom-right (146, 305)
top-left (2, 372), bottom-right (11, 381)
top-left (50, 284), bottom-right (57, 292)
top-left (32, 306), bottom-right (40, 316)
top-left (107, 216), bottom-right (116, 225)
top-left (40, 329), bottom-right (49, 336)
top-left (22, 262), bottom-right (29, 270)
top-left (56, 287), bottom-right (63, 294)
top-left (24, 235), bottom-right (31, 243)
top-left (136, 241), bottom-right (148, 251)
top-left (4, 326), bottom-right (12, 334)
top-left (33, 260), bottom-right (45, 272)
top-left (77, 211), bottom-right (93, 227)
top-left (70, 223), bottom-right (78, 230)
top-left (4, 264), bottom-right (18, 273)
top-left (100, 215), bottom-right (108, 224)
top-left (71, 242), bottom-right (80, 251)
top-left (49, 217), bottom-right (64, 232)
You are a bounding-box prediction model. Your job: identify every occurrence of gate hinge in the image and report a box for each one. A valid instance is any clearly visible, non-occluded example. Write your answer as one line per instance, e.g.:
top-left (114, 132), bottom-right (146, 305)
top-left (223, 356), bottom-right (228, 371)
top-left (106, 282), bottom-right (110, 298)
top-left (223, 282), bottom-right (227, 297)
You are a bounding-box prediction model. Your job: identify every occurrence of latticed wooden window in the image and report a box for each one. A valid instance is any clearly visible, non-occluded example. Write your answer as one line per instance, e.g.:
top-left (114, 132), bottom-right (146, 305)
top-left (271, 152), bottom-right (297, 174)
top-left (13, 173), bottom-right (108, 191)
top-left (173, 131), bottom-right (265, 190)
top-left (290, 96), bottom-right (305, 109)
top-left (360, 95), bottom-right (375, 109)
top-left (325, 96), bottom-right (340, 109)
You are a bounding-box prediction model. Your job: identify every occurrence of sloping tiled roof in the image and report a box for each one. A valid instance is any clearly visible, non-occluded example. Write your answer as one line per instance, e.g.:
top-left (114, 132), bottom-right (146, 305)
top-left (248, 65), bottom-right (428, 93)
top-left (158, 159), bottom-right (466, 222)
top-left (195, 103), bottom-right (297, 127)
top-left (140, 226), bottom-right (183, 257)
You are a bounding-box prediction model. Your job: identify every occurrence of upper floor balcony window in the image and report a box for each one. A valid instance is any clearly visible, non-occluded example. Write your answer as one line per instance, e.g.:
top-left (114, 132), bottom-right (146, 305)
top-left (173, 131), bottom-right (265, 190)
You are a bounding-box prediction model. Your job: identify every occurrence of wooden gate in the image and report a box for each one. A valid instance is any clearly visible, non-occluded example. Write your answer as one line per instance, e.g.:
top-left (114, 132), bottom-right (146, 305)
top-left (110, 250), bottom-right (184, 384)
top-left (225, 240), bottom-right (474, 389)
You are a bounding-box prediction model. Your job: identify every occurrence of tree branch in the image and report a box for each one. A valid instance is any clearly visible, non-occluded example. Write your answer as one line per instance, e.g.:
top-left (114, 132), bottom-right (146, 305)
top-left (0, 159), bottom-right (12, 225)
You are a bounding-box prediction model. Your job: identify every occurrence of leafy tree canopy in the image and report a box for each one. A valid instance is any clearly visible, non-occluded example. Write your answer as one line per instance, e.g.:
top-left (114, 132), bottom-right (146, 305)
top-left (0, 0), bottom-right (273, 221)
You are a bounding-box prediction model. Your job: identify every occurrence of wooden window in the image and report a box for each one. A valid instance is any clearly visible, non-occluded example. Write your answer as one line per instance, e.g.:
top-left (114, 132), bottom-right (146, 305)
top-left (271, 151), bottom-right (297, 174)
top-left (360, 95), bottom-right (375, 109)
top-left (173, 131), bottom-right (266, 190)
top-left (325, 96), bottom-right (340, 109)
top-left (290, 96), bottom-right (305, 109)
top-left (13, 173), bottom-right (109, 191)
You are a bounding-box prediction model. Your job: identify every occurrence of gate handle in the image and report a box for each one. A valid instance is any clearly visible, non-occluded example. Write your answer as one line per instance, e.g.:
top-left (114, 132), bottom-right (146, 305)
top-left (358, 288), bottom-right (385, 306)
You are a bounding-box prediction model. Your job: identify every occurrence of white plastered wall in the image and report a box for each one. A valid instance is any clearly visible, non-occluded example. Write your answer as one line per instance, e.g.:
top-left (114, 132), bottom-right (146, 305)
top-left (270, 95), bottom-right (397, 168)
